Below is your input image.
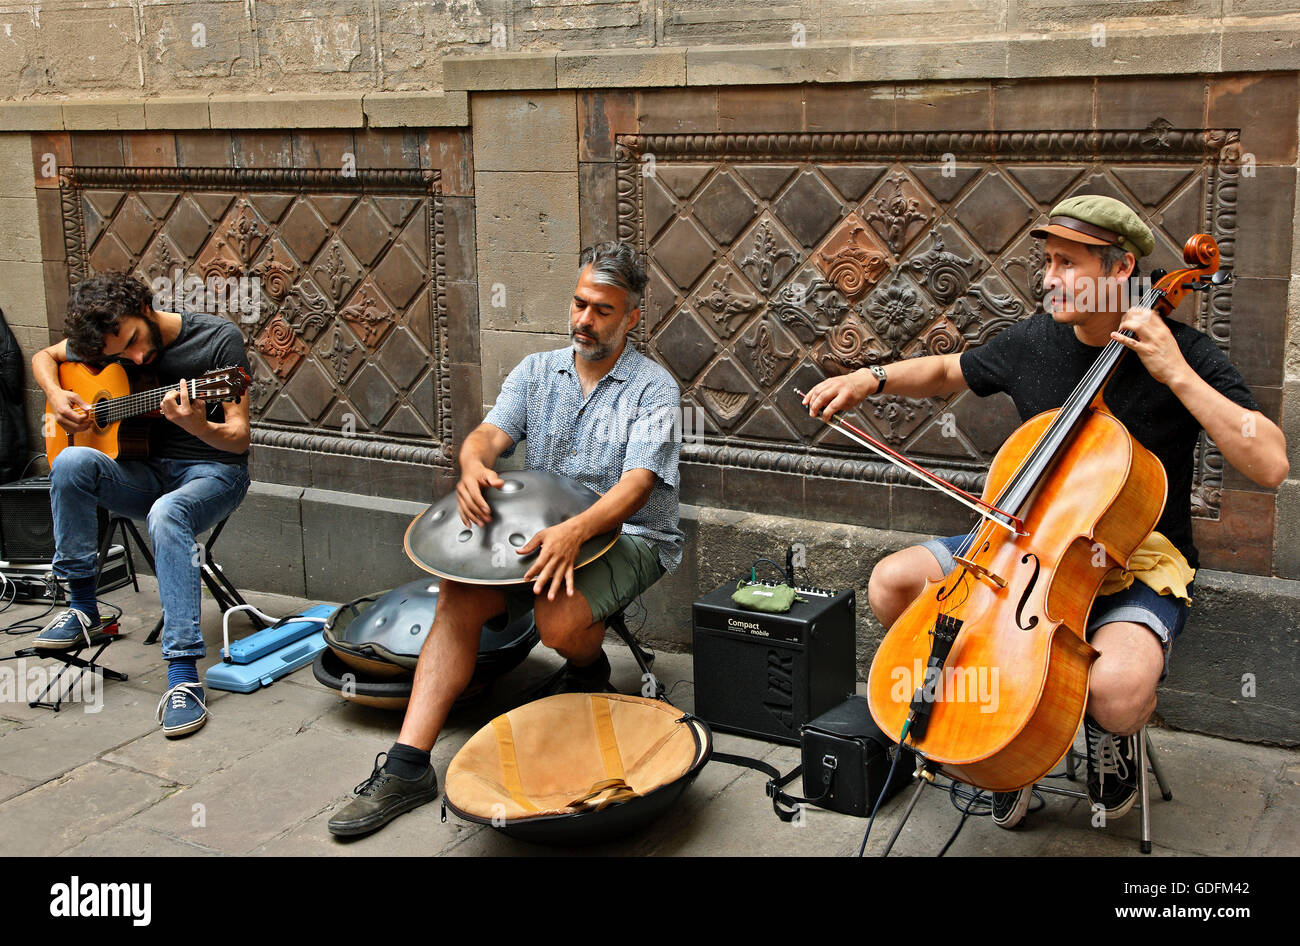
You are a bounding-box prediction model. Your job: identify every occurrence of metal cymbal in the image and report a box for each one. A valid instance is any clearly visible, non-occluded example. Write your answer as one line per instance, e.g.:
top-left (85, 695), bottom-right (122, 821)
top-left (404, 469), bottom-right (620, 585)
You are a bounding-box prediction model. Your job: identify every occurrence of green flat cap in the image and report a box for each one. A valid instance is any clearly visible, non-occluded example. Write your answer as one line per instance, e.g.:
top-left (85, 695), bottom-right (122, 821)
top-left (1030, 194), bottom-right (1155, 259)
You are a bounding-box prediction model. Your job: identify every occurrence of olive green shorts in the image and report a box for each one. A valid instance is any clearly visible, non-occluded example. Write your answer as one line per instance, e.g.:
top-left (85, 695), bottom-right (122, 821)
top-left (503, 533), bottom-right (666, 625)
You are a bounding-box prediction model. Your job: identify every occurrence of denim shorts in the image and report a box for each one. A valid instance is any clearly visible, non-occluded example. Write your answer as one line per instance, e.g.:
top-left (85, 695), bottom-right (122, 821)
top-left (920, 533), bottom-right (1191, 681)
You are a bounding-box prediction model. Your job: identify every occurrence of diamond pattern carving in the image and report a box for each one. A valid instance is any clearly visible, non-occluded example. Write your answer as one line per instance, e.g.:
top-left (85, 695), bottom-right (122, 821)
top-left (339, 199), bottom-right (394, 267)
top-left (654, 306), bottom-right (716, 382)
top-left (109, 196), bottom-right (158, 256)
top-left (341, 278), bottom-right (398, 350)
top-left (950, 169), bottom-right (1037, 254)
top-left (371, 242), bottom-right (426, 310)
top-left (862, 271), bottom-right (937, 359)
top-left (814, 213), bottom-right (890, 303)
top-left (255, 315), bottom-right (308, 380)
top-left (692, 170), bottom-right (758, 245)
top-left (772, 170), bottom-right (844, 249)
top-left (862, 172), bottom-right (936, 256)
top-left (654, 217), bottom-right (716, 290)
top-left (379, 327), bottom-right (427, 391)
top-left (695, 261), bottom-right (761, 339)
top-left (735, 214), bottom-right (801, 296)
top-left (352, 363), bottom-right (400, 428)
top-left (60, 166), bottom-right (448, 465)
top-left (617, 129), bottom-right (1238, 520)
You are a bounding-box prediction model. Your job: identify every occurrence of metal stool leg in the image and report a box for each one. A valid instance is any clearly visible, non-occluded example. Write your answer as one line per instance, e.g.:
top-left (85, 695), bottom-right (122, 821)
top-left (606, 610), bottom-right (660, 698)
top-left (1139, 727), bottom-right (1153, 854)
top-left (1147, 728), bottom-right (1173, 801)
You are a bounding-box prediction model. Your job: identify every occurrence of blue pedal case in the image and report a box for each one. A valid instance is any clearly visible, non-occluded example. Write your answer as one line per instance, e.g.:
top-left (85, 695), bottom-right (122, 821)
top-left (206, 605), bottom-right (335, 693)
top-left (224, 605), bottom-right (335, 664)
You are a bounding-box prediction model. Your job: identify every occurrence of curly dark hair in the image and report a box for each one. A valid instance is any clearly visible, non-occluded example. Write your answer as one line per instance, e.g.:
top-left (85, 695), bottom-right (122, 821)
top-left (63, 272), bottom-right (152, 361)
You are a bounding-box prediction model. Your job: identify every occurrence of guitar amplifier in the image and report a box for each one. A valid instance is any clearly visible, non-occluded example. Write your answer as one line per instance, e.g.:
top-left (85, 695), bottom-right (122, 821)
top-left (0, 475), bottom-right (109, 563)
top-left (692, 580), bottom-right (857, 746)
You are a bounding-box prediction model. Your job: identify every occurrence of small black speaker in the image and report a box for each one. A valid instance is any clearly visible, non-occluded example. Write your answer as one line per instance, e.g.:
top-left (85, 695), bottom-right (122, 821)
top-left (0, 474), bottom-right (109, 564)
top-left (692, 581), bottom-right (857, 746)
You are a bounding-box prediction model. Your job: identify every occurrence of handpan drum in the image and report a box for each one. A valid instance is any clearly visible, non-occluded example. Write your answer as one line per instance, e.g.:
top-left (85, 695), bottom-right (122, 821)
top-left (404, 469), bottom-right (620, 585)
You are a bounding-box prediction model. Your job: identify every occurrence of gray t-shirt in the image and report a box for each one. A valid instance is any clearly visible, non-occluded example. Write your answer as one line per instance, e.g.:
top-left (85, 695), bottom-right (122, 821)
top-left (70, 310), bottom-right (250, 465)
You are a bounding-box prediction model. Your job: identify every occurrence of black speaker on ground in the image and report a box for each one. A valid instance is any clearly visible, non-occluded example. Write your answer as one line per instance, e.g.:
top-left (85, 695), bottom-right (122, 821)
top-left (0, 474), bottom-right (109, 564)
top-left (692, 581), bottom-right (857, 746)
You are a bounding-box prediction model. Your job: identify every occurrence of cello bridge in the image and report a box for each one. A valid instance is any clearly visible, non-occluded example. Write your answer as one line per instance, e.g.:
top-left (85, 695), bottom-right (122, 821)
top-left (952, 555), bottom-right (1007, 590)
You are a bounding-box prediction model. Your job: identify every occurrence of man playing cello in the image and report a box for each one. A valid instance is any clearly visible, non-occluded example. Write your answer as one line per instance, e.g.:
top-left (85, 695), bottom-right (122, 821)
top-left (803, 196), bottom-right (1288, 828)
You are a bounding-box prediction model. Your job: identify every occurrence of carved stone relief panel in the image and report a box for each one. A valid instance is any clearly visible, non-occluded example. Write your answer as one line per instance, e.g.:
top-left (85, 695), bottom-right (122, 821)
top-left (59, 167), bottom-right (450, 468)
top-left (616, 129), bottom-right (1239, 518)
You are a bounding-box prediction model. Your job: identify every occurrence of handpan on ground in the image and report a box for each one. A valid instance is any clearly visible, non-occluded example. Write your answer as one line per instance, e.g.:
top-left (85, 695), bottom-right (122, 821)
top-left (404, 469), bottom-right (620, 585)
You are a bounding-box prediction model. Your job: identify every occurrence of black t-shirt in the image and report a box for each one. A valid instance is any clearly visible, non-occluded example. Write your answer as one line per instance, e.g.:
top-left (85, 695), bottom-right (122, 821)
top-left (959, 312), bottom-right (1259, 569)
top-left (69, 311), bottom-right (250, 465)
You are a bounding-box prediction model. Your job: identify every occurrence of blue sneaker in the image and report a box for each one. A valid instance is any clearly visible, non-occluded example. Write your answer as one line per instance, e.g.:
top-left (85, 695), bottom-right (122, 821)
top-left (155, 682), bottom-right (208, 738)
top-left (33, 608), bottom-right (112, 650)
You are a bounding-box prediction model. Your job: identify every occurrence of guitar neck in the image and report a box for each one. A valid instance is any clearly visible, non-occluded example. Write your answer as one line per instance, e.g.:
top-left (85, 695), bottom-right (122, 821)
top-left (92, 380), bottom-right (201, 425)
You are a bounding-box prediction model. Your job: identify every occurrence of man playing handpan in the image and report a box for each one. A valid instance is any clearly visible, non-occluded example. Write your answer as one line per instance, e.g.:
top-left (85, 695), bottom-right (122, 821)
top-left (330, 241), bottom-right (683, 837)
top-left (803, 196), bottom-right (1287, 829)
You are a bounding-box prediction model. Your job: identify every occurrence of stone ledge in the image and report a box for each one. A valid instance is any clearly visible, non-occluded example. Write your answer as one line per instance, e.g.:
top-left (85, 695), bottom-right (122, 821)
top-left (1006, 27), bottom-right (1222, 79)
top-left (209, 93), bottom-right (363, 129)
top-left (558, 48), bottom-right (687, 88)
top-left (444, 52), bottom-right (558, 91)
top-left (0, 102), bottom-right (63, 132)
top-left (439, 23), bottom-right (1300, 90)
top-left (144, 96), bottom-right (211, 130)
top-left (62, 99), bottom-right (146, 131)
top-left (362, 91), bottom-right (469, 127)
top-left (687, 44), bottom-right (853, 86)
top-left (854, 38), bottom-right (1009, 82)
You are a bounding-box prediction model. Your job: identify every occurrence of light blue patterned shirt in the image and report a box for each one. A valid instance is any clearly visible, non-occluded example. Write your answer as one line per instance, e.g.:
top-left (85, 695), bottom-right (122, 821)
top-left (483, 343), bottom-right (684, 573)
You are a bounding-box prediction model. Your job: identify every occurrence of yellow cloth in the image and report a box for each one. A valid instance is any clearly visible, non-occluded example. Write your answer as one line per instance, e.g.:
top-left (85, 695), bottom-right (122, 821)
top-left (1098, 531), bottom-right (1195, 605)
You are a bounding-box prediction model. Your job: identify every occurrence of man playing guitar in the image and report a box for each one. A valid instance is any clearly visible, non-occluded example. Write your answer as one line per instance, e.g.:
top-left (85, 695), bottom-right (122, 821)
top-left (803, 196), bottom-right (1288, 829)
top-left (32, 272), bottom-right (252, 738)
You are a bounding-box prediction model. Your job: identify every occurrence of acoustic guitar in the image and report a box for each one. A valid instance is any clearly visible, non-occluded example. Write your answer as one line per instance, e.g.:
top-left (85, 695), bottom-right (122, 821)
top-left (45, 363), bottom-right (251, 464)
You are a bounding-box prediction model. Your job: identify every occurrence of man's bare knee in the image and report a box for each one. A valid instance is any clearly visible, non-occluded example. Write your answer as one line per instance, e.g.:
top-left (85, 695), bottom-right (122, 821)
top-left (868, 545), bottom-right (944, 628)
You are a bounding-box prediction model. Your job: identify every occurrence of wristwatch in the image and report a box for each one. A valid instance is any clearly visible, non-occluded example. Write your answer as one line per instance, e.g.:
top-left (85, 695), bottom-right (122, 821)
top-left (869, 364), bottom-right (887, 395)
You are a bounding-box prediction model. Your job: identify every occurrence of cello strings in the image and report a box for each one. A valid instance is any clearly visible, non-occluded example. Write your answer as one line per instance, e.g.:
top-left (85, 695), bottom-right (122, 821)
top-left (990, 284), bottom-right (1166, 516)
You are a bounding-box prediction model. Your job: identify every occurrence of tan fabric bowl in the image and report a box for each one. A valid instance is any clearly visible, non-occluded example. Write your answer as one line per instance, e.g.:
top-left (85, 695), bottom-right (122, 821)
top-left (446, 693), bottom-right (704, 822)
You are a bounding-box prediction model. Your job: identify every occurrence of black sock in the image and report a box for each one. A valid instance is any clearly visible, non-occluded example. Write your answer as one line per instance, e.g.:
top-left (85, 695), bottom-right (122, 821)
top-left (385, 742), bottom-right (431, 780)
top-left (568, 649), bottom-right (609, 676)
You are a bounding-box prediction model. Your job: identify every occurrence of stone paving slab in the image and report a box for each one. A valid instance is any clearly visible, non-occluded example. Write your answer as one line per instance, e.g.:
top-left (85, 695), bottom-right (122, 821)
top-left (0, 689), bottom-right (160, 782)
top-left (0, 760), bottom-right (177, 856)
top-left (0, 584), bottom-right (1296, 858)
top-left (60, 824), bottom-right (222, 857)
top-left (104, 673), bottom-right (343, 786)
top-left (121, 726), bottom-right (364, 854)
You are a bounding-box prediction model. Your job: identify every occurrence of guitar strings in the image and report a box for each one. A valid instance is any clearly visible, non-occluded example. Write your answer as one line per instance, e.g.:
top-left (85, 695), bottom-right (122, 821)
top-left (87, 372), bottom-right (241, 424)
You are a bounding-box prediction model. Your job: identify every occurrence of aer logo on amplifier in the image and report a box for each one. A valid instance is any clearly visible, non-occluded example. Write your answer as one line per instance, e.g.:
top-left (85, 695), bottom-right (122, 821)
top-left (763, 650), bottom-right (795, 732)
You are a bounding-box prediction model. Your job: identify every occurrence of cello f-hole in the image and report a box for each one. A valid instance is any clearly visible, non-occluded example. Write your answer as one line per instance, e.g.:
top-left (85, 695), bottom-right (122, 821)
top-left (1015, 553), bottom-right (1042, 631)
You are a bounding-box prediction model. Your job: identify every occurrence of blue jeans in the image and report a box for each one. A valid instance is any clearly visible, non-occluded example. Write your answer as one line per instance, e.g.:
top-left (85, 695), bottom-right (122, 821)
top-left (50, 447), bottom-right (251, 660)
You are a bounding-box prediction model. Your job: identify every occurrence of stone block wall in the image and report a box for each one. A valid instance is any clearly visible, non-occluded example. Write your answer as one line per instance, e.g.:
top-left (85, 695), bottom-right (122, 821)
top-left (1, 6), bottom-right (1298, 745)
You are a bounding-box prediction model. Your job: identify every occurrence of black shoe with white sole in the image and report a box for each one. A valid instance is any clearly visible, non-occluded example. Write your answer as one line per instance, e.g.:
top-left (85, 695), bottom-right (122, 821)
top-left (1085, 715), bottom-right (1139, 820)
top-left (991, 786), bottom-right (1033, 829)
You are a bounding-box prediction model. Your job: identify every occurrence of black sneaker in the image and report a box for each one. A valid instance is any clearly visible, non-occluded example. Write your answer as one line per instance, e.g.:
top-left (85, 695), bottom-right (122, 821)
top-left (1085, 715), bottom-right (1138, 820)
top-left (530, 649), bottom-right (616, 699)
top-left (328, 753), bottom-right (440, 838)
top-left (991, 787), bottom-right (1032, 829)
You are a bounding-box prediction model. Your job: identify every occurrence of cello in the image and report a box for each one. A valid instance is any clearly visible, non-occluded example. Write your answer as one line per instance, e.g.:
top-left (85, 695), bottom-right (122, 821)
top-left (853, 234), bottom-right (1226, 792)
